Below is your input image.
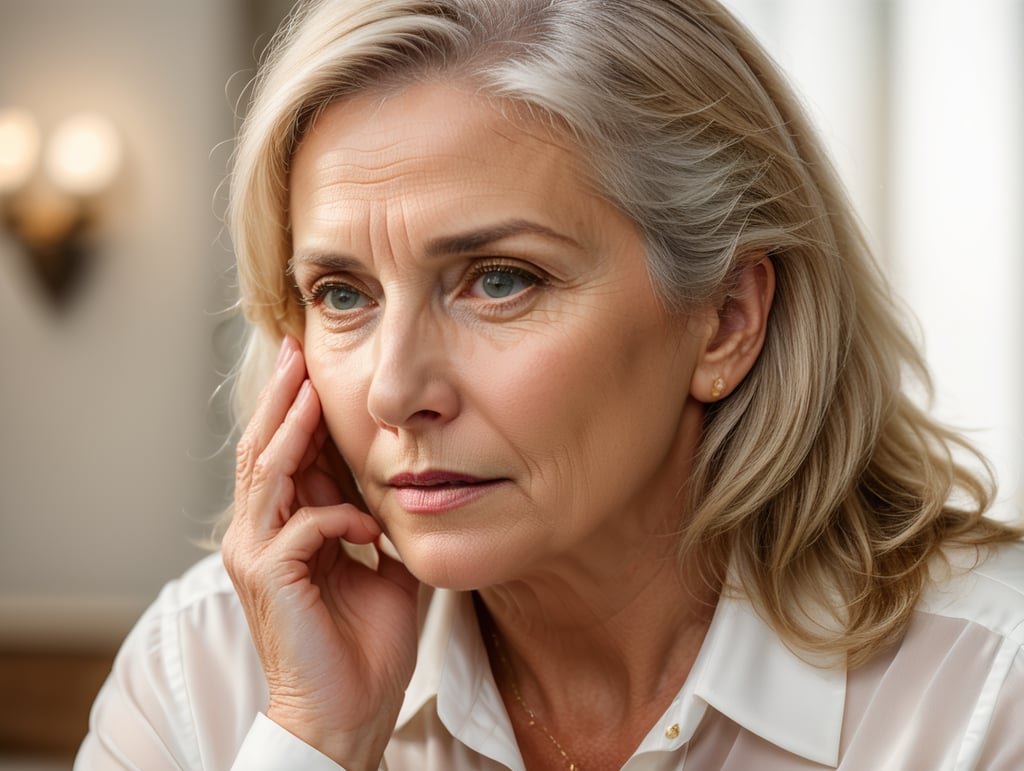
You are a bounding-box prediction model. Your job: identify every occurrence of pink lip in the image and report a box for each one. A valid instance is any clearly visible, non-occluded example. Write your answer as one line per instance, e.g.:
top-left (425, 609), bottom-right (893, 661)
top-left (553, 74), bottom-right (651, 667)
top-left (387, 470), bottom-right (506, 513)
top-left (388, 471), bottom-right (487, 486)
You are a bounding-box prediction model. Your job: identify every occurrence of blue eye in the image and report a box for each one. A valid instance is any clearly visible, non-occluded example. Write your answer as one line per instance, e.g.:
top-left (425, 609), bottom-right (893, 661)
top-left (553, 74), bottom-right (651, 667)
top-left (319, 284), bottom-right (369, 311)
top-left (470, 268), bottom-right (539, 299)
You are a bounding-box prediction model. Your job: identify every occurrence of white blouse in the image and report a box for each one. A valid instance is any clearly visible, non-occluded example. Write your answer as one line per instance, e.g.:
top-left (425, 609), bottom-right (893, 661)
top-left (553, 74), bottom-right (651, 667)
top-left (75, 542), bottom-right (1024, 770)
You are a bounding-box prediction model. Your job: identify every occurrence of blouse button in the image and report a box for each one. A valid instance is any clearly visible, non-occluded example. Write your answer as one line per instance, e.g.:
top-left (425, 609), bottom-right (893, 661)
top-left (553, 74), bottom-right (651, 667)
top-left (665, 723), bottom-right (680, 740)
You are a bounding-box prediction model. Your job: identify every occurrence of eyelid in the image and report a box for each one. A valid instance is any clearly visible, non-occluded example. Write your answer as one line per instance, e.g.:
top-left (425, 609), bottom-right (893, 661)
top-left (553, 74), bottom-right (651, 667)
top-left (460, 258), bottom-right (548, 314)
top-left (464, 258), bottom-right (547, 287)
top-left (295, 256), bottom-right (372, 290)
top-left (300, 276), bottom-right (375, 309)
top-left (295, 258), bottom-right (548, 310)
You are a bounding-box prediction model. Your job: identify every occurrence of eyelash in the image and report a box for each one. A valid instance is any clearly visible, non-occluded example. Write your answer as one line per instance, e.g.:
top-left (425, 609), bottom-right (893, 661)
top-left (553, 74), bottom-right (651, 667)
top-left (463, 260), bottom-right (546, 300)
top-left (297, 259), bottom-right (547, 314)
top-left (298, 281), bottom-right (369, 309)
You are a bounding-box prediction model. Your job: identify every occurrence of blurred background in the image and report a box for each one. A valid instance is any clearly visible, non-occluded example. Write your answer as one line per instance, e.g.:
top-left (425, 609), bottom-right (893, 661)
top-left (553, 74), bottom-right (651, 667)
top-left (0, 0), bottom-right (1020, 768)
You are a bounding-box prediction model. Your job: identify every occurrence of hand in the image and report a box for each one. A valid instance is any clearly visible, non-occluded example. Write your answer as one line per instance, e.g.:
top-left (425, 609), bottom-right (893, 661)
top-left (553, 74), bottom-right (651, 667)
top-left (222, 336), bottom-right (420, 770)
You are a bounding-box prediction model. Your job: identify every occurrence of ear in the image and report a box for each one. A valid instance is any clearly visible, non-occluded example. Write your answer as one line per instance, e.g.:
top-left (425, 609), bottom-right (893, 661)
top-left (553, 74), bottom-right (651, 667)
top-left (691, 255), bottom-right (775, 403)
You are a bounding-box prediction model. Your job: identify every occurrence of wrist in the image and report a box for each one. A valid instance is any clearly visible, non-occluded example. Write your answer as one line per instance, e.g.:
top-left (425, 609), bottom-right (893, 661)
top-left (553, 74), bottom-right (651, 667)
top-left (265, 704), bottom-right (393, 771)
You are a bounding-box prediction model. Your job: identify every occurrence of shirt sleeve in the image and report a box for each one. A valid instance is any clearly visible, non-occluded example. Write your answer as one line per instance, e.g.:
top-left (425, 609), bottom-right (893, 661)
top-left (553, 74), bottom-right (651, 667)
top-left (230, 713), bottom-right (346, 771)
top-left (73, 554), bottom-right (347, 771)
top-left (72, 595), bottom-right (205, 770)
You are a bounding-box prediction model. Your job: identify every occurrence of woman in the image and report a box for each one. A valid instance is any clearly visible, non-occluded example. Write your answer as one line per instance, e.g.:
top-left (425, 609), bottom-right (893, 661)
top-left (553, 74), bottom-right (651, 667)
top-left (77, 0), bottom-right (1024, 769)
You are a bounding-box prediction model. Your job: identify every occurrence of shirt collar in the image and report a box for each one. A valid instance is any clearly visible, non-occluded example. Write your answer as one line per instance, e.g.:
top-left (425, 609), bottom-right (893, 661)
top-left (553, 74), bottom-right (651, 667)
top-left (396, 586), bottom-right (847, 769)
top-left (691, 591), bottom-right (847, 767)
top-left (396, 588), bottom-right (523, 768)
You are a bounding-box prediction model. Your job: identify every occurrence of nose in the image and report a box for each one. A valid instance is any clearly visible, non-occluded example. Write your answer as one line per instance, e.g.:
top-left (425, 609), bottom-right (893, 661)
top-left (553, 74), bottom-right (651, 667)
top-left (366, 306), bottom-right (461, 431)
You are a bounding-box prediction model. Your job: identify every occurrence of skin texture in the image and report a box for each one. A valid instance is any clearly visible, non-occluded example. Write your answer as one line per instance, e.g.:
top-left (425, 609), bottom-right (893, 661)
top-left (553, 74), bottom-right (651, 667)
top-left (292, 85), bottom-right (712, 592)
top-left (224, 82), bottom-right (775, 770)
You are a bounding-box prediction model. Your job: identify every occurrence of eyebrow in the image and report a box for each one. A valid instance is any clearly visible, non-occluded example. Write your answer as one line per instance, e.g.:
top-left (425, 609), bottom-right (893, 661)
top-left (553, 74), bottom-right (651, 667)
top-left (290, 219), bottom-right (582, 273)
top-left (423, 219), bottom-right (582, 257)
top-left (288, 252), bottom-right (361, 274)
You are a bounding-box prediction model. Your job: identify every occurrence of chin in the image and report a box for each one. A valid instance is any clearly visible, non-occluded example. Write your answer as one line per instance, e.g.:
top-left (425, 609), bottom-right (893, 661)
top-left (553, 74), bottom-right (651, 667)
top-left (389, 529), bottom-right (522, 591)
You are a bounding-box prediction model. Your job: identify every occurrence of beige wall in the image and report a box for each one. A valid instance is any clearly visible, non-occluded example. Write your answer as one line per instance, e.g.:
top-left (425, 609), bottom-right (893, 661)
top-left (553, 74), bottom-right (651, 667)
top-left (0, 0), bottom-right (253, 648)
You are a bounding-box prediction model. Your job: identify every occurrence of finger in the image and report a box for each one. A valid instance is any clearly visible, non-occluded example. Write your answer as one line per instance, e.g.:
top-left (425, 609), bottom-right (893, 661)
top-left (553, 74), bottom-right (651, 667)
top-left (270, 504), bottom-right (382, 567)
top-left (297, 462), bottom-right (345, 509)
top-left (294, 409), bottom-right (366, 510)
top-left (309, 526), bottom-right (342, 582)
top-left (299, 438), bottom-right (355, 510)
top-left (235, 337), bottom-right (306, 501)
top-left (247, 379), bottom-right (323, 530)
top-left (298, 419), bottom-right (331, 473)
top-left (319, 430), bottom-right (367, 509)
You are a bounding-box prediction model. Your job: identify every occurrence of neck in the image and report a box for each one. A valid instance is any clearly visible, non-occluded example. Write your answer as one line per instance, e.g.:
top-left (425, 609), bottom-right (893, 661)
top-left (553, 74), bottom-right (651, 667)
top-left (472, 399), bottom-right (720, 768)
top-left (478, 550), bottom-right (717, 708)
top-left (475, 533), bottom-right (720, 769)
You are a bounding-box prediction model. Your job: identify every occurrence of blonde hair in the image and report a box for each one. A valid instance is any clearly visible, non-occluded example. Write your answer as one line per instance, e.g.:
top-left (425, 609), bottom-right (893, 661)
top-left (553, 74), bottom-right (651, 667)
top-left (227, 0), bottom-right (1020, 665)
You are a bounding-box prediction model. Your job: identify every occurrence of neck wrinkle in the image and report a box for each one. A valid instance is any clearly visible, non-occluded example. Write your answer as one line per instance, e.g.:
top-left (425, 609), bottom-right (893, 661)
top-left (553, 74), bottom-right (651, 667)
top-left (474, 547), bottom-right (720, 727)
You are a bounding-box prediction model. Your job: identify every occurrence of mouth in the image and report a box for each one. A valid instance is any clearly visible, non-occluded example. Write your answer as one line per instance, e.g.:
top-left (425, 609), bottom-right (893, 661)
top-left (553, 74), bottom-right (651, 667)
top-left (388, 471), bottom-right (490, 487)
top-left (387, 471), bottom-right (507, 513)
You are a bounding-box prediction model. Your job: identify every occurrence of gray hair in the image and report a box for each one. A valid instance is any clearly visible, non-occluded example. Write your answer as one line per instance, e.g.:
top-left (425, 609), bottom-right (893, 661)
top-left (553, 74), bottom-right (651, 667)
top-left (227, 0), bottom-right (1017, 665)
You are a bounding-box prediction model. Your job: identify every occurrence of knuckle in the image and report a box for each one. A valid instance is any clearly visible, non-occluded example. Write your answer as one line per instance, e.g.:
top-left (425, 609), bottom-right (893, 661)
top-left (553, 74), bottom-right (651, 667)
top-left (286, 506), bottom-right (324, 538)
top-left (222, 532), bottom-right (260, 586)
top-left (289, 506), bottom-right (313, 527)
top-left (250, 454), bottom-right (274, 490)
top-left (235, 436), bottom-right (257, 478)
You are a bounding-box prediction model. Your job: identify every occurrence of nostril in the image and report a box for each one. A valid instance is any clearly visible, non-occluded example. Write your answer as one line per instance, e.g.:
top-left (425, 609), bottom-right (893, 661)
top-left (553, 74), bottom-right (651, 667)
top-left (411, 409), bottom-right (443, 421)
top-left (366, 362), bottom-right (460, 428)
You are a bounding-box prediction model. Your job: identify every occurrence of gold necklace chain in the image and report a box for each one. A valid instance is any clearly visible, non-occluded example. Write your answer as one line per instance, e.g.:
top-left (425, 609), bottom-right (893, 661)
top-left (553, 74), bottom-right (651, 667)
top-left (486, 624), bottom-right (582, 771)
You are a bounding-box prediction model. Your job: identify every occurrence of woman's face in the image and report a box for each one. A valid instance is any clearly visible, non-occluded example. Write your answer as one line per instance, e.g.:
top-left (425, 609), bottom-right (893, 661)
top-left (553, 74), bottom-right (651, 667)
top-left (290, 83), bottom-right (711, 589)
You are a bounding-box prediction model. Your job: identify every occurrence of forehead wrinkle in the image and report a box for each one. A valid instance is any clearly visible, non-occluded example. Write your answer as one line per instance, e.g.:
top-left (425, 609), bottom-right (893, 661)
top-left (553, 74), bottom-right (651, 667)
top-left (308, 154), bottom-right (421, 195)
top-left (309, 145), bottom-right (500, 198)
top-left (292, 84), bottom-right (617, 272)
top-left (374, 195), bottom-right (420, 272)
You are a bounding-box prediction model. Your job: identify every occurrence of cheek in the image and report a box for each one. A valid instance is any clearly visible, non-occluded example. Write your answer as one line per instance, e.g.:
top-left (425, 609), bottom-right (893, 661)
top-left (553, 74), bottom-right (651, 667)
top-left (481, 326), bottom-right (633, 464)
top-left (305, 343), bottom-right (376, 473)
top-left (477, 334), bottom-right (586, 423)
top-left (499, 319), bottom-right (695, 485)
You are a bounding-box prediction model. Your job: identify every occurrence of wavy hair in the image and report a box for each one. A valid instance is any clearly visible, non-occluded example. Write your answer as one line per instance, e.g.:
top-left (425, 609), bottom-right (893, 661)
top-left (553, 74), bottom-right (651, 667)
top-left (226, 0), bottom-right (1021, 666)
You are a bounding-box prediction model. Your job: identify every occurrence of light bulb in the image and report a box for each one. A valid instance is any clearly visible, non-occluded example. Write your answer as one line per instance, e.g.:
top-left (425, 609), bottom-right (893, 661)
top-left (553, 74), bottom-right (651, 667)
top-left (45, 113), bottom-right (122, 196)
top-left (0, 108), bottom-right (41, 195)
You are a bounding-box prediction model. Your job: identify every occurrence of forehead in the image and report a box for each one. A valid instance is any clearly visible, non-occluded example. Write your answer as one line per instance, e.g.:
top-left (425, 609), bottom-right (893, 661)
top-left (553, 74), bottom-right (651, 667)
top-left (284, 80), bottom-right (653, 284)
top-left (288, 82), bottom-right (592, 213)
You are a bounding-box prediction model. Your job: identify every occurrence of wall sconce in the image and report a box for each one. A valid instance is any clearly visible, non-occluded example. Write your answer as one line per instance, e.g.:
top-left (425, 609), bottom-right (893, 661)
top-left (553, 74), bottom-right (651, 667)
top-left (0, 108), bottom-right (122, 304)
